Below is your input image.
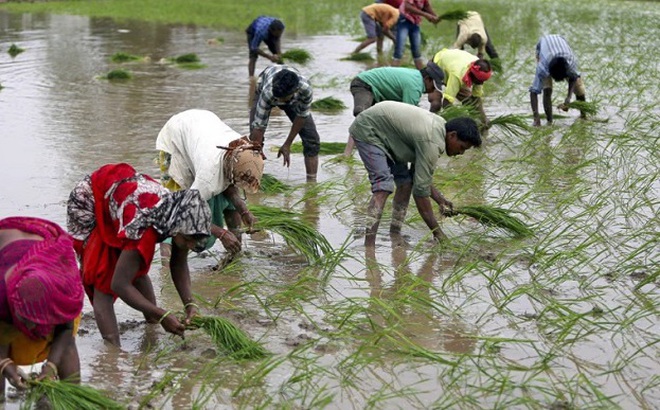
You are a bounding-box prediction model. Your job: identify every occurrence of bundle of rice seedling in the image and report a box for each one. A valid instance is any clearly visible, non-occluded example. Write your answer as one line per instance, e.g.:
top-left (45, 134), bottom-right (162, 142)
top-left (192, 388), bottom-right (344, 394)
top-left (8, 44), bottom-right (25, 57)
top-left (105, 69), bottom-right (132, 80)
top-left (438, 10), bottom-right (469, 21)
top-left (439, 105), bottom-right (480, 122)
top-left (489, 57), bottom-right (502, 72)
top-left (249, 205), bottom-right (333, 262)
top-left (311, 96), bottom-right (346, 111)
top-left (446, 205), bottom-right (533, 237)
top-left (566, 101), bottom-right (598, 116)
top-left (488, 114), bottom-right (530, 137)
top-left (24, 379), bottom-right (124, 410)
top-left (189, 315), bottom-right (269, 360)
top-left (110, 52), bottom-right (141, 63)
top-left (174, 53), bottom-right (200, 63)
top-left (287, 141), bottom-right (347, 155)
top-left (281, 48), bottom-right (312, 64)
top-left (341, 52), bottom-right (374, 62)
top-left (260, 173), bottom-right (292, 194)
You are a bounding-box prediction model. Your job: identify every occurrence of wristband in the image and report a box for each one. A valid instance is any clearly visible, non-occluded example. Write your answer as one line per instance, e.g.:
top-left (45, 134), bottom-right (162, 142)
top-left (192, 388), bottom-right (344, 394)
top-left (0, 358), bottom-right (14, 376)
top-left (240, 209), bottom-right (250, 216)
top-left (158, 310), bottom-right (172, 324)
top-left (44, 361), bottom-right (58, 377)
top-left (184, 302), bottom-right (199, 310)
top-left (218, 229), bottom-right (227, 240)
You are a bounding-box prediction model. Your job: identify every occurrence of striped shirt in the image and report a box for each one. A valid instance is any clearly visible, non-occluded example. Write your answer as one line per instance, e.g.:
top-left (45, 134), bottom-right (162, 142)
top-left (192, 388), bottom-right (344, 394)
top-left (252, 65), bottom-right (313, 130)
top-left (247, 16), bottom-right (281, 52)
top-left (530, 34), bottom-right (580, 94)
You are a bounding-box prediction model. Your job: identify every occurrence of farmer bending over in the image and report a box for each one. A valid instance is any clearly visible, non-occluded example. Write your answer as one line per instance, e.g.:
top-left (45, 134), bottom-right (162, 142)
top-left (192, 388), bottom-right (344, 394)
top-left (353, 3), bottom-right (399, 55)
top-left (246, 16), bottom-right (285, 77)
top-left (453, 11), bottom-right (499, 60)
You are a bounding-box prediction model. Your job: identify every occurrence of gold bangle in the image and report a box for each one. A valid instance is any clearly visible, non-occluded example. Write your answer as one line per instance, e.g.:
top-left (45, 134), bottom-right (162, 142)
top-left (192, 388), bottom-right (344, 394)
top-left (44, 361), bottom-right (58, 376)
top-left (0, 358), bottom-right (14, 376)
top-left (184, 302), bottom-right (199, 310)
top-left (158, 310), bottom-right (172, 324)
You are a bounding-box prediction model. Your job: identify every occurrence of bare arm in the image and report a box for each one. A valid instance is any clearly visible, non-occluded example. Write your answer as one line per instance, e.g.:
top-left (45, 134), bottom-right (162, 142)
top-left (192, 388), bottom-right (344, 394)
top-left (414, 195), bottom-right (446, 241)
top-left (428, 91), bottom-right (443, 113)
top-left (249, 127), bottom-right (266, 147)
top-left (169, 243), bottom-right (197, 325)
top-left (277, 115), bottom-right (306, 168)
top-left (405, 2), bottom-right (439, 23)
top-left (112, 250), bottom-right (163, 321)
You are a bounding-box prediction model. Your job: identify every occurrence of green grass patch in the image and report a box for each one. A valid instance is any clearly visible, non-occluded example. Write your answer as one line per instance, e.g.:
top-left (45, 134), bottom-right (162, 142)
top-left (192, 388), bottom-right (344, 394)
top-left (260, 173), bottom-right (293, 194)
top-left (489, 57), bottom-right (502, 72)
top-left (567, 100), bottom-right (599, 116)
top-left (438, 10), bottom-right (469, 21)
top-left (341, 52), bottom-right (374, 62)
top-left (447, 205), bottom-right (533, 237)
top-left (104, 69), bottom-right (132, 80)
top-left (281, 48), bottom-right (312, 64)
top-left (439, 105), bottom-right (480, 122)
top-left (8, 43), bottom-right (25, 57)
top-left (311, 96), bottom-right (346, 111)
top-left (24, 379), bottom-right (124, 410)
top-left (174, 53), bottom-right (200, 63)
top-left (285, 141), bottom-right (347, 155)
top-left (110, 52), bottom-right (142, 63)
top-left (189, 315), bottom-right (269, 360)
top-left (488, 114), bottom-right (530, 137)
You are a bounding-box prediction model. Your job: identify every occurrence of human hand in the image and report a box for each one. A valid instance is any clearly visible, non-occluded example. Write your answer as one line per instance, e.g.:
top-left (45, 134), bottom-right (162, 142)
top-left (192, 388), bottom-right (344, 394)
top-left (437, 196), bottom-right (454, 216)
top-left (432, 230), bottom-right (448, 243)
top-left (36, 361), bottom-right (58, 382)
top-left (183, 303), bottom-right (199, 327)
top-left (558, 101), bottom-right (569, 111)
top-left (159, 312), bottom-right (186, 337)
top-left (219, 229), bottom-right (242, 254)
top-left (277, 144), bottom-right (291, 168)
top-left (270, 54), bottom-right (281, 63)
top-left (1, 360), bottom-right (28, 390)
top-left (241, 211), bottom-right (257, 232)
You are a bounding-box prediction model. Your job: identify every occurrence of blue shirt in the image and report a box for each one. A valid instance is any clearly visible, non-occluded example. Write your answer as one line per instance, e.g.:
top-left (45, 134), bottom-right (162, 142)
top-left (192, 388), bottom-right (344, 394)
top-left (248, 16), bottom-right (281, 52)
top-left (529, 34), bottom-right (580, 94)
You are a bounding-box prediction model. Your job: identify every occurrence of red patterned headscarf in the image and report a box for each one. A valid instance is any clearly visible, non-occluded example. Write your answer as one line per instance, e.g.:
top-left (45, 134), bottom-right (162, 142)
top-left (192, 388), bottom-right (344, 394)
top-left (0, 217), bottom-right (83, 340)
top-left (462, 61), bottom-right (492, 88)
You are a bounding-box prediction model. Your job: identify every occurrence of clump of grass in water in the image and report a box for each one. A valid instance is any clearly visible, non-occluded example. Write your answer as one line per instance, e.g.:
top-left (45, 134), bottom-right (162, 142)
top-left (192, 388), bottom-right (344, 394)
top-left (24, 379), bottom-right (124, 410)
top-left (189, 315), bottom-right (269, 360)
top-left (281, 48), bottom-right (312, 64)
top-left (438, 10), bottom-right (469, 20)
top-left (566, 100), bottom-right (598, 116)
top-left (105, 69), bottom-right (132, 80)
top-left (489, 57), bottom-right (502, 72)
top-left (287, 141), bottom-right (347, 155)
top-left (168, 53), bottom-right (206, 69)
top-left (341, 52), bottom-right (374, 62)
top-left (446, 205), bottom-right (533, 237)
top-left (8, 44), bottom-right (25, 57)
top-left (249, 205), bottom-right (333, 262)
top-left (110, 52), bottom-right (141, 63)
top-left (439, 105), bottom-right (480, 122)
top-left (260, 173), bottom-right (292, 194)
top-left (311, 96), bottom-right (346, 111)
top-left (488, 114), bottom-right (530, 137)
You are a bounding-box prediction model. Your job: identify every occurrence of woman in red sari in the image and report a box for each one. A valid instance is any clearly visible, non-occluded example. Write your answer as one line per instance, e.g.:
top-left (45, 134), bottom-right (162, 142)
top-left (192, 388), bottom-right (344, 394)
top-left (66, 163), bottom-right (211, 346)
top-left (0, 216), bottom-right (84, 397)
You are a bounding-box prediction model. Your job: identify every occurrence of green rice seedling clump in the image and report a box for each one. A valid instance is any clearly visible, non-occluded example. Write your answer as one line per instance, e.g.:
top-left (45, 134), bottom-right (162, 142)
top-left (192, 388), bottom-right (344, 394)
top-left (189, 315), bottom-right (269, 360)
top-left (249, 205), bottom-right (333, 262)
top-left (439, 105), bottom-right (480, 122)
top-left (110, 52), bottom-right (141, 63)
top-left (174, 53), bottom-right (200, 63)
top-left (341, 52), bottom-right (374, 62)
top-left (489, 57), bottom-right (502, 72)
top-left (24, 379), bottom-right (124, 410)
top-left (8, 44), bottom-right (25, 57)
top-left (260, 173), bottom-right (292, 194)
top-left (281, 48), bottom-right (312, 64)
top-left (448, 205), bottom-right (533, 237)
top-left (105, 69), bottom-right (132, 80)
top-left (288, 141), bottom-right (347, 155)
top-left (488, 114), bottom-right (530, 137)
top-left (566, 100), bottom-right (598, 116)
top-left (438, 10), bottom-right (469, 21)
top-left (311, 96), bottom-right (346, 111)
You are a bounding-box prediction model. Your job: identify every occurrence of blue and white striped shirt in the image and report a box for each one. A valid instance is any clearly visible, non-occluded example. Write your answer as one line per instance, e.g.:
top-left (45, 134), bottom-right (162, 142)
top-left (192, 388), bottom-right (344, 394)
top-left (529, 34), bottom-right (580, 94)
top-left (252, 65), bottom-right (313, 130)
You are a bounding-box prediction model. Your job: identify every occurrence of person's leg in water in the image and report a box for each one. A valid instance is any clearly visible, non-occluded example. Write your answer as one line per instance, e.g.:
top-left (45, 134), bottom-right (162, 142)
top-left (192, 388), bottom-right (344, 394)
top-left (92, 289), bottom-right (120, 346)
top-left (282, 105), bottom-right (320, 181)
top-left (390, 163), bottom-right (414, 233)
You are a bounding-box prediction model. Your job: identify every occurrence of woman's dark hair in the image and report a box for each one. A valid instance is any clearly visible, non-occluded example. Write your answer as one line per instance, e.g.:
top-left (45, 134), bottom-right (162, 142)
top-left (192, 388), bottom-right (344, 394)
top-left (548, 57), bottom-right (568, 81)
top-left (272, 69), bottom-right (300, 98)
top-left (446, 117), bottom-right (482, 147)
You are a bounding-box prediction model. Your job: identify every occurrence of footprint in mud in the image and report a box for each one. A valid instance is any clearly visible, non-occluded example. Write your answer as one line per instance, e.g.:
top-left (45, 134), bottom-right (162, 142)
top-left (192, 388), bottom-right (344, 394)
top-left (285, 333), bottom-right (312, 347)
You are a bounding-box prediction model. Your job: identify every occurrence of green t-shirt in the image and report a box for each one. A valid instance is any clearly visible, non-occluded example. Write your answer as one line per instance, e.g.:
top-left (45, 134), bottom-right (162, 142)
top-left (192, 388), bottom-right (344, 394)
top-left (349, 101), bottom-right (447, 197)
top-left (356, 67), bottom-right (425, 106)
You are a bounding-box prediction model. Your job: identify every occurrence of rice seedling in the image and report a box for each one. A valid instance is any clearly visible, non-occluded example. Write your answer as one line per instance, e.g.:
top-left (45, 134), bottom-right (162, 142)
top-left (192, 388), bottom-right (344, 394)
top-left (110, 52), bottom-right (141, 63)
top-left (566, 100), bottom-right (599, 116)
top-left (445, 205), bottom-right (534, 237)
top-left (104, 69), bottom-right (132, 80)
top-left (8, 43), bottom-right (24, 57)
top-left (489, 57), bottom-right (502, 72)
top-left (488, 114), bottom-right (531, 137)
top-left (340, 52), bottom-right (374, 62)
top-left (287, 141), bottom-right (347, 155)
top-left (260, 173), bottom-right (293, 194)
top-left (438, 10), bottom-right (469, 21)
top-left (281, 48), bottom-right (312, 64)
top-left (174, 53), bottom-right (200, 63)
top-left (439, 104), bottom-right (480, 122)
top-left (23, 379), bottom-right (124, 410)
top-left (311, 96), bottom-right (346, 111)
top-left (249, 205), bottom-right (333, 262)
top-left (189, 315), bottom-right (269, 360)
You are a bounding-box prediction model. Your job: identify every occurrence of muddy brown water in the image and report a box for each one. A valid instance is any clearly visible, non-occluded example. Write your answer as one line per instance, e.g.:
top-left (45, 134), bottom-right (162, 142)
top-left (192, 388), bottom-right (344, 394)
top-left (1, 9), bottom-right (659, 410)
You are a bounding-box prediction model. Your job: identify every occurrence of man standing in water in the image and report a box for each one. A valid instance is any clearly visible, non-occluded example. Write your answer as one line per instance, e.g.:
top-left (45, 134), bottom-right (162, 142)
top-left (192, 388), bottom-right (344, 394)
top-left (249, 65), bottom-right (320, 181)
top-left (246, 16), bottom-right (285, 77)
top-left (349, 101), bottom-right (481, 246)
top-left (529, 34), bottom-right (587, 126)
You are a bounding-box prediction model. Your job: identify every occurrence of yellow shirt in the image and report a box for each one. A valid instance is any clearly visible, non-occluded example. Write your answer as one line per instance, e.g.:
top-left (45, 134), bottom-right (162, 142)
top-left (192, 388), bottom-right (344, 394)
top-left (452, 11), bottom-right (488, 56)
top-left (362, 4), bottom-right (400, 29)
top-left (433, 48), bottom-right (483, 104)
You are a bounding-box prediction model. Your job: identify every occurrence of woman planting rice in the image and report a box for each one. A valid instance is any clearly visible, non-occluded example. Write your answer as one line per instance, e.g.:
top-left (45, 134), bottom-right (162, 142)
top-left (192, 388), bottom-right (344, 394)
top-left (0, 217), bottom-right (84, 396)
top-left (66, 163), bottom-right (212, 346)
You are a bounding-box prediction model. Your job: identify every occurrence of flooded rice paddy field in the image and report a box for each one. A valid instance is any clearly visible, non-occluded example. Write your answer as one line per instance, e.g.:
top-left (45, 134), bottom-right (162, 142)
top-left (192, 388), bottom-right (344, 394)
top-left (0, 0), bottom-right (658, 408)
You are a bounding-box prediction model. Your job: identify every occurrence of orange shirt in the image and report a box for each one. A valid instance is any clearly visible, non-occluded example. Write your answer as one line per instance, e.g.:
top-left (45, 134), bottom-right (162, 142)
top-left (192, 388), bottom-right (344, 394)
top-left (362, 4), bottom-right (400, 29)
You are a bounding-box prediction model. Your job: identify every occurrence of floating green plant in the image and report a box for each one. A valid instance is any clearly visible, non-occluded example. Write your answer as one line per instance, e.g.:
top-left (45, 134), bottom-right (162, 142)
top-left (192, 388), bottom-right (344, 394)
top-left (566, 100), bottom-right (598, 116)
top-left (281, 48), bottom-right (312, 64)
top-left (260, 173), bottom-right (292, 194)
top-left (446, 205), bottom-right (533, 237)
top-left (8, 43), bottom-right (24, 57)
top-left (286, 141), bottom-right (347, 155)
top-left (24, 379), bottom-right (124, 410)
top-left (174, 53), bottom-right (200, 63)
top-left (341, 52), bottom-right (374, 62)
top-left (189, 315), bottom-right (269, 360)
top-left (311, 96), bottom-right (346, 111)
top-left (110, 52), bottom-right (141, 63)
top-left (249, 205), bottom-right (333, 262)
top-left (438, 10), bottom-right (469, 21)
top-left (105, 69), bottom-right (132, 80)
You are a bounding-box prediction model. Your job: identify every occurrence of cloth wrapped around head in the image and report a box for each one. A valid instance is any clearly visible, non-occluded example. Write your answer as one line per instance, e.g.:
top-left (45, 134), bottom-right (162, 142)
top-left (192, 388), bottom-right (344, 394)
top-left (0, 217), bottom-right (83, 340)
top-left (219, 138), bottom-right (264, 194)
top-left (462, 61), bottom-right (492, 87)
